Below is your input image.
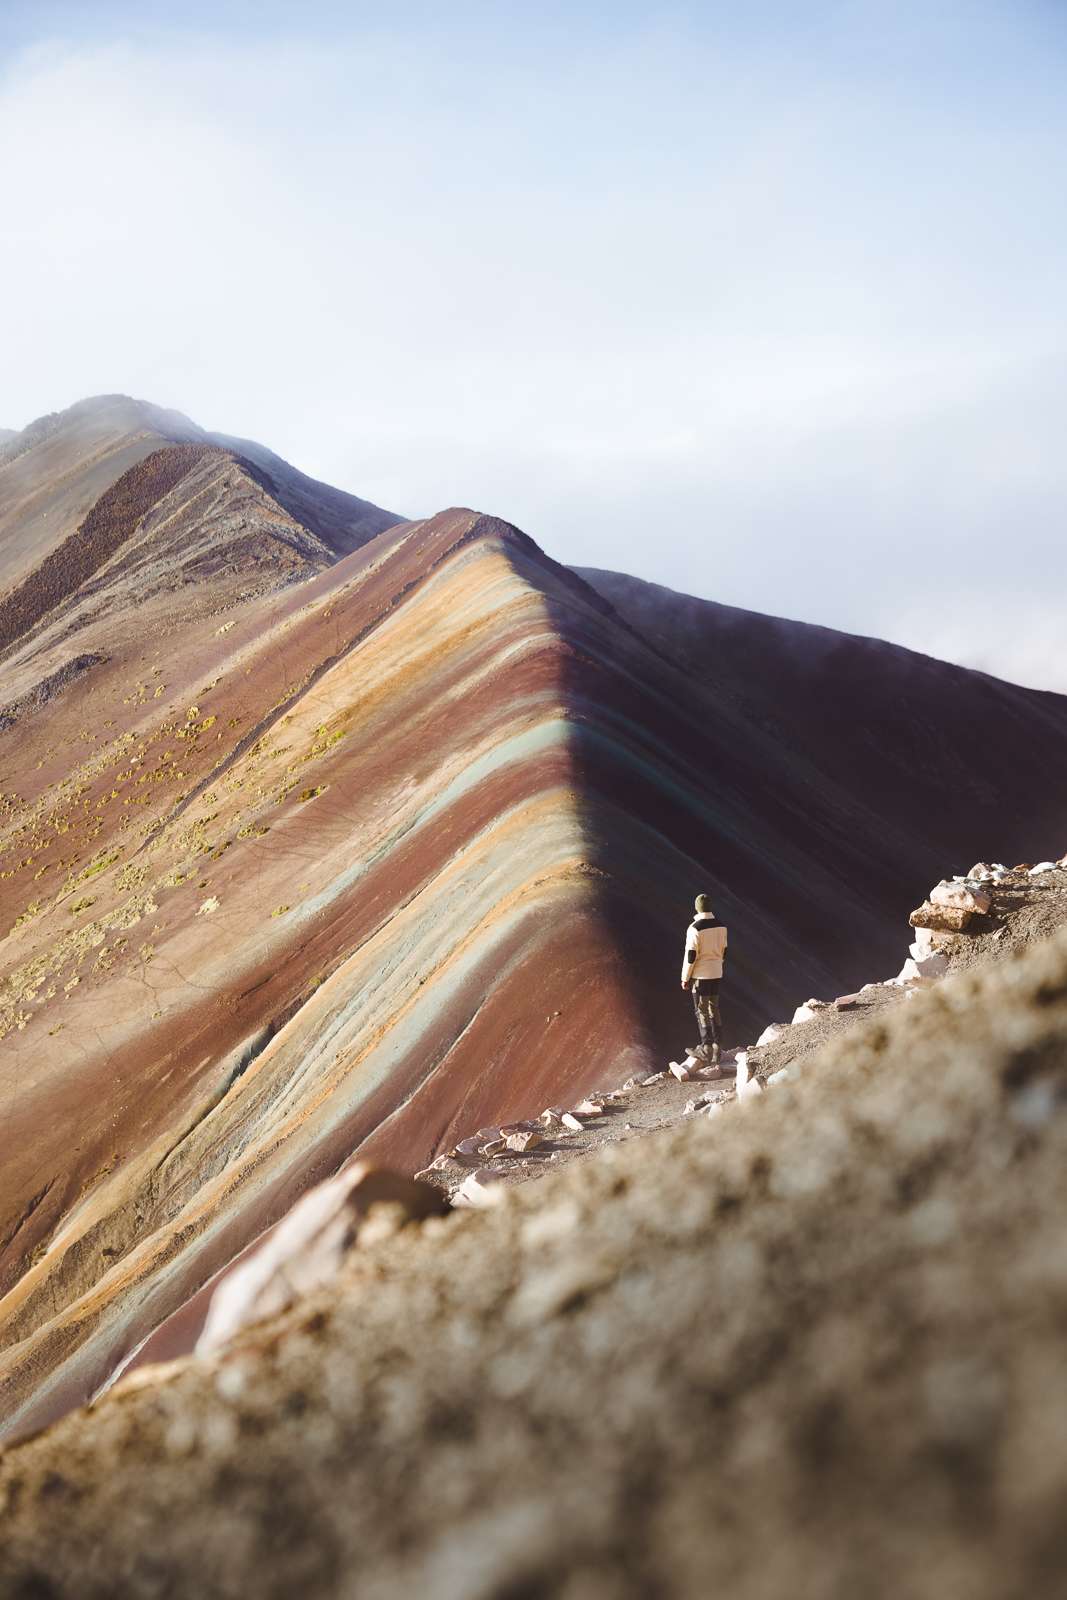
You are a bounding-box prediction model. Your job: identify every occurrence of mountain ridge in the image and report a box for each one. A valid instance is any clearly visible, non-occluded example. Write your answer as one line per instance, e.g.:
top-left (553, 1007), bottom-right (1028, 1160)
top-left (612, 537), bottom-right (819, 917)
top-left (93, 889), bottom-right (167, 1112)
top-left (1, 397), bottom-right (1066, 1446)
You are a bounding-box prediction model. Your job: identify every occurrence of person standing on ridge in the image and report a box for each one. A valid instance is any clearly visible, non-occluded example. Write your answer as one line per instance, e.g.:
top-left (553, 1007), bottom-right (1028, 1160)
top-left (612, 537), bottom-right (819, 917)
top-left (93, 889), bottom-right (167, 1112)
top-left (681, 893), bottom-right (728, 1064)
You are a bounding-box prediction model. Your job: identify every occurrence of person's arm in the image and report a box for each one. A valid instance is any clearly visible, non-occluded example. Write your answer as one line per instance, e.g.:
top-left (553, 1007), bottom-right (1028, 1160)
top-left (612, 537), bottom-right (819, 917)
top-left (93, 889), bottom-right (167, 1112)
top-left (681, 923), bottom-right (697, 988)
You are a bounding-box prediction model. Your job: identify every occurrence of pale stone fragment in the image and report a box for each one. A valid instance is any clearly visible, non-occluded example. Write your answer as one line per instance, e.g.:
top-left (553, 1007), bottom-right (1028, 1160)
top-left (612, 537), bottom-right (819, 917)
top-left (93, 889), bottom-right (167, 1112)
top-left (453, 1168), bottom-right (508, 1209)
top-left (506, 1130), bottom-right (543, 1154)
top-left (197, 1164), bottom-right (448, 1354)
top-left (757, 1024), bottom-right (784, 1046)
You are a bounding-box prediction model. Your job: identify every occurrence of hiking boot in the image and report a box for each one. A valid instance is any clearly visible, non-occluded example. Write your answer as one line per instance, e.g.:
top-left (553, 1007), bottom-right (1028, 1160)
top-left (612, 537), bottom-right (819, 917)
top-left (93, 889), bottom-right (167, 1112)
top-left (709, 1043), bottom-right (721, 1067)
top-left (687, 1044), bottom-right (709, 1063)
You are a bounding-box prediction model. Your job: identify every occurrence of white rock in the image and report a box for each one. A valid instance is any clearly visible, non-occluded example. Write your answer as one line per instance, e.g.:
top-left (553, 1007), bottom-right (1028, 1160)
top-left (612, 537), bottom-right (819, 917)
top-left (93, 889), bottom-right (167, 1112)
top-left (669, 1062), bottom-right (692, 1082)
top-left (792, 1002), bottom-right (823, 1024)
top-left (1029, 861), bottom-right (1058, 875)
top-left (897, 953), bottom-right (949, 983)
top-left (756, 1024), bottom-right (784, 1047)
top-left (560, 1112), bottom-right (585, 1132)
top-left (735, 1055), bottom-right (749, 1091)
top-left (571, 1099), bottom-right (604, 1117)
top-left (453, 1168), bottom-right (508, 1208)
top-left (766, 1068), bottom-right (792, 1086)
top-left (641, 1072), bottom-right (666, 1087)
top-left (737, 1077), bottom-right (763, 1104)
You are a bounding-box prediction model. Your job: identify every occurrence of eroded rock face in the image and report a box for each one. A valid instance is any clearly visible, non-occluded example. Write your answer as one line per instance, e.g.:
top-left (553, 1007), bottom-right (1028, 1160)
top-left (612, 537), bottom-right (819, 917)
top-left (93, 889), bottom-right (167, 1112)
top-left (3, 926), bottom-right (1067, 1599)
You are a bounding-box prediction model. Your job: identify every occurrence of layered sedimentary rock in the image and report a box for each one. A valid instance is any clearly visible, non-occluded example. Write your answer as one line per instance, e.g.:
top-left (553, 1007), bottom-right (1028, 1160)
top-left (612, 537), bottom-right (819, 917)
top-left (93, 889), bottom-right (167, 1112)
top-left (2, 398), bottom-right (1067, 1444)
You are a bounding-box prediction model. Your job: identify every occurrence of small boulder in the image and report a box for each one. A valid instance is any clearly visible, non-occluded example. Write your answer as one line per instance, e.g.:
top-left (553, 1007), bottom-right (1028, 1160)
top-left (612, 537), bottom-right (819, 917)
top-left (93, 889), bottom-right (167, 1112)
top-left (909, 901), bottom-right (977, 933)
top-left (506, 1130), bottom-right (543, 1154)
top-left (930, 881), bottom-right (992, 914)
top-left (571, 1099), bottom-right (604, 1117)
top-left (737, 1077), bottom-right (763, 1104)
top-left (766, 1067), bottom-right (792, 1086)
top-left (641, 1072), bottom-right (666, 1087)
top-left (756, 1024), bottom-right (784, 1046)
top-left (560, 1112), bottom-right (585, 1132)
top-left (480, 1138), bottom-right (506, 1157)
top-left (834, 994), bottom-right (862, 1010)
top-left (539, 1108), bottom-right (564, 1127)
top-left (669, 1062), bottom-right (692, 1082)
top-left (1029, 861), bottom-right (1058, 876)
top-left (454, 1137), bottom-right (485, 1164)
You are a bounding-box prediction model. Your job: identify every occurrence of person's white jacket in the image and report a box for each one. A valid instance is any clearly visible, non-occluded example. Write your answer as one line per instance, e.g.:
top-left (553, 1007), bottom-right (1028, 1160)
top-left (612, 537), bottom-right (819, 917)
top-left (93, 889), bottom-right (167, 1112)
top-left (681, 916), bottom-right (728, 984)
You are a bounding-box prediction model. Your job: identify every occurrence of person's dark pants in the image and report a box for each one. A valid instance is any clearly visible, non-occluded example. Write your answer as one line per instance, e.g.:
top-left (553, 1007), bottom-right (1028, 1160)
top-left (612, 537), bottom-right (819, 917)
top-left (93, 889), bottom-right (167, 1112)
top-left (692, 978), bottom-right (722, 1053)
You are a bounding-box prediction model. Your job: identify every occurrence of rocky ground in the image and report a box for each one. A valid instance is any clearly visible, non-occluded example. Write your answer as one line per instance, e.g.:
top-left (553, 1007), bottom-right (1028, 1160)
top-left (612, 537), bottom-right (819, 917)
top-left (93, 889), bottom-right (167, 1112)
top-left (419, 860), bottom-right (1067, 1207)
top-left (2, 856), bottom-right (1067, 1597)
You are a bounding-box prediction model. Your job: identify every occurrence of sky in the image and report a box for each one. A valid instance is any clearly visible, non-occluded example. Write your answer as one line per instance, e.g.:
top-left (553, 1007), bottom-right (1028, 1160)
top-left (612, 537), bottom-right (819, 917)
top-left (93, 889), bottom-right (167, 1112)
top-left (1, 1), bottom-right (1065, 690)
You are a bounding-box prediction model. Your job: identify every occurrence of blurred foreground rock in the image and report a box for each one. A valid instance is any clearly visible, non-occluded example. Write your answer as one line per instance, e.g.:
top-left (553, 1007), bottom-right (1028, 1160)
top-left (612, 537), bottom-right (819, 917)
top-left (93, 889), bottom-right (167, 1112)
top-left (3, 927), bottom-right (1067, 1598)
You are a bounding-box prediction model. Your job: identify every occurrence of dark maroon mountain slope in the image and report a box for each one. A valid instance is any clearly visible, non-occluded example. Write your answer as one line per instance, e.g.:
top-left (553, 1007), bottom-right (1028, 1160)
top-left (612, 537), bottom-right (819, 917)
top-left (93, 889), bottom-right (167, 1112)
top-left (574, 564), bottom-right (1067, 991)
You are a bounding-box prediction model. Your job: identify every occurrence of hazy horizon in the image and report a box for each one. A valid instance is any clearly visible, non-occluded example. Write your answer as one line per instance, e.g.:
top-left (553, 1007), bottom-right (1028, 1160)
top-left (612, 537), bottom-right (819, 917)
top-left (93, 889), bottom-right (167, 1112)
top-left (2, 1), bottom-right (1065, 691)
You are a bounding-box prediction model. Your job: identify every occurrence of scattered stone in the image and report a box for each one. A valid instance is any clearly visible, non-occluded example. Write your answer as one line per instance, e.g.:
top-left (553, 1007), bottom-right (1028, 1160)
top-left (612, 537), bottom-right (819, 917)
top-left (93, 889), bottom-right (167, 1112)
top-left (571, 1099), bottom-right (604, 1117)
top-left (560, 1113), bottom-right (585, 1133)
top-left (453, 1168), bottom-right (508, 1209)
top-left (756, 1024), bottom-right (784, 1046)
top-left (1029, 862), bottom-right (1058, 876)
top-left (737, 1076), bottom-right (763, 1104)
top-left (834, 994), bottom-right (862, 1010)
top-left (930, 881), bottom-right (992, 914)
top-left (197, 1164), bottom-right (449, 1354)
top-left (641, 1072), bottom-right (666, 1087)
top-left (669, 1062), bottom-right (692, 1082)
top-left (475, 1127), bottom-right (502, 1142)
top-left (766, 1068), bottom-right (792, 1086)
top-left (622, 1076), bottom-right (640, 1091)
top-left (506, 1130), bottom-right (543, 1154)
top-left (735, 1055), bottom-right (749, 1091)
top-left (453, 1137), bottom-right (485, 1163)
top-left (539, 1109), bottom-right (564, 1127)
top-left (480, 1139), bottom-right (506, 1158)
